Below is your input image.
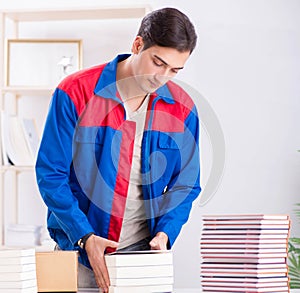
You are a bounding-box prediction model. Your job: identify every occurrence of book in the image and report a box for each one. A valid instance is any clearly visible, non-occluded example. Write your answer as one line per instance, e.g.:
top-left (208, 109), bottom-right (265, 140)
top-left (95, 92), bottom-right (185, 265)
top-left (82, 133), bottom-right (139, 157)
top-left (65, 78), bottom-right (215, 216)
top-left (0, 111), bottom-right (9, 165)
top-left (107, 264), bottom-right (173, 279)
top-left (0, 247), bottom-right (35, 258)
top-left (104, 251), bottom-right (173, 291)
top-left (201, 280), bottom-right (289, 288)
top-left (0, 288), bottom-right (37, 293)
top-left (200, 268), bottom-right (287, 277)
top-left (200, 263), bottom-right (287, 269)
top-left (0, 263), bottom-right (36, 273)
top-left (203, 219), bottom-right (290, 225)
top-left (201, 285), bottom-right (289, 292)
top-left (200, 276), bottom-right (289, 283)
top-left (200, 243), bottom-right (287, 249)
top-left (20, 118), bottom-right (39, 160)
top-left (201, 257), bottom-right (287, 264)
top-left (203, 224), bottom-right (290, 230)
top-left (203, 223), bottom-right (290, 230)
top-left (200, 238), bottom-right (288, 244)
top-left (200, 248), bottom-right (287, 254)
top-left (0, 255), bottom-right (36, 265)
top-left (1, 112), bottom-right (37, 166)
top-left (202, 214), bottom-right (290, 221)
top-left (105, 250), bottom-right (173, 267)
top-left (201, 252), bottom-right (288, 258)
top-left (0, 279), bottom-right (37, 289)
top-left (0, 271), bottom-right (37, 282)
top-left (110, 276), bottom-right (174, 286)
top-left (201, 229), bottom-right (289, 235)
top-left (200, 214), bottom-right (290, 292)
top-left (106, 284), bottom-right (173, 293)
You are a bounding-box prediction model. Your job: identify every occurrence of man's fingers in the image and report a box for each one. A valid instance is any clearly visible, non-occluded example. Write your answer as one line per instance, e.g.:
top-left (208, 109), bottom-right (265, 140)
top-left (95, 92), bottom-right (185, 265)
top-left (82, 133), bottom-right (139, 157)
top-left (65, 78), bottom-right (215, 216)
top-left (92, 255), bottom-right (110, 292)
top-left (85, 236), bottom-right (119, 291)
top-left (104, 239), bottom-right (119, 249)
top-left (149, 236), bottom-right (167, 250)
top-left (149, 239), bottom-right (157, 247)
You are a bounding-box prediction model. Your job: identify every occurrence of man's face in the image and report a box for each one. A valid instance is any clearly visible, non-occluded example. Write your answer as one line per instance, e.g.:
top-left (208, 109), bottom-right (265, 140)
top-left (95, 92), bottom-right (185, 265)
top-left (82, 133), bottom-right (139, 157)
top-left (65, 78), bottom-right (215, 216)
top-left (131, 38), bottom-right (190, 94)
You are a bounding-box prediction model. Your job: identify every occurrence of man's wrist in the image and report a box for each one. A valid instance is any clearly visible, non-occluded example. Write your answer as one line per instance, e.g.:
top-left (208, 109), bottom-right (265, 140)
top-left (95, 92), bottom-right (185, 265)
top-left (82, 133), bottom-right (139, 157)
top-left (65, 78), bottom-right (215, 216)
top-left (77, 232), bottom-right (95, 250)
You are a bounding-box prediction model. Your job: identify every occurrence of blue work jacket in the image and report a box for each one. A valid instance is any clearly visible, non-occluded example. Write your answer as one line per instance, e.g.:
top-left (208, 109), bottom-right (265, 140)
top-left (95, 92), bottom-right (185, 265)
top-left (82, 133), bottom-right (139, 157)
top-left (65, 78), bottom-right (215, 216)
top-left (35, 54), bottom-right (201, 267)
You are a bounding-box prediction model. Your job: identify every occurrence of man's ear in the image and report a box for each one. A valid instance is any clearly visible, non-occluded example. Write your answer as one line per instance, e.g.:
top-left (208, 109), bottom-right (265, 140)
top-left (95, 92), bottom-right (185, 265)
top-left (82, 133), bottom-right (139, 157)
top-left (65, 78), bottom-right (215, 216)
top-left (131, 36), bottom-right (144, 54)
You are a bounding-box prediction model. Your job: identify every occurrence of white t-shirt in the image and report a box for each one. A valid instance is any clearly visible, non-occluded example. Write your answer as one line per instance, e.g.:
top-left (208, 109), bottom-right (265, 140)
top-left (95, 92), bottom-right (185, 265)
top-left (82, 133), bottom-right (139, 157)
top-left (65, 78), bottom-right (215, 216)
top-left (118, 95), bottom-right (151, 249)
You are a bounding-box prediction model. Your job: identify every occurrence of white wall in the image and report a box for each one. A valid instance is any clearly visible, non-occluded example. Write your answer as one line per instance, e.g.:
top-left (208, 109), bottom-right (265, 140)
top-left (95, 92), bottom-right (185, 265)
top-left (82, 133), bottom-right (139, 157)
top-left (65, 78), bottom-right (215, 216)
top-left (1, 0), bottom-right (300, 290)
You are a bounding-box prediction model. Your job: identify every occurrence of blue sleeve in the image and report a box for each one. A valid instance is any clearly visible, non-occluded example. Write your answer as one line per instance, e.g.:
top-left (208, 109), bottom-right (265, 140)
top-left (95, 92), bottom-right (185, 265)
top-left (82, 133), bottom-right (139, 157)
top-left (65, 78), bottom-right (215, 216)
top-left (153, 105), bottom-right (201, 247)
top-left (35, 88), bottom-right (94, 245)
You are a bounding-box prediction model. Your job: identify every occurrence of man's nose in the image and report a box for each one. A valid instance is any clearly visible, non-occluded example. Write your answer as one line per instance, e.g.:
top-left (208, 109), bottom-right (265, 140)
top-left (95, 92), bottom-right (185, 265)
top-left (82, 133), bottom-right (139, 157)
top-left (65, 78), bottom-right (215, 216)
top-left (154, 68), bottom-right (171, 83)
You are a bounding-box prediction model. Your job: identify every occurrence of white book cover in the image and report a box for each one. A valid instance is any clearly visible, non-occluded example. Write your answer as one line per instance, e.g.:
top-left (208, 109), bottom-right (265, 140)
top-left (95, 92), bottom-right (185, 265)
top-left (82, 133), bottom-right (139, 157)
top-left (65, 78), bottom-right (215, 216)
top-left (200, 238), bottom-right (288, 244)
top-left (0, 279), bottom-right (37, 289)
top-left (202, 214), bottom-right (289, 221)
top-left (201, 252), bottom-right (288, 258)
top-left (200, 233), bottom-right (288, 239)
top-left (200, 263), bottom-right (287, 269)
top-left (203, 219), bottom-right (290, 225)
top-left (201, 281), bottom-right (289, 288)
top-left (0, 287), bottom-right (37, 293)
top-left (105, 284), bottom-right (173, 293)
top-left (20, 118), bottom-right (40, 160)
top-left (0, 111), bottom-right (9, 165)
top-left (110, 276), bottom-right (173, 286)
top-left (200, 269), bottom-right (288, 277)
top-left (201, 257), bottom-right (287, 263)
top-left (0, 247), bottom-right (35, 258)
top-left (0, 270), bottom-right (37, 282)
top-left (0, 112), bottom-right (34, 166)
top-left (203, 224), bottom-right (290, 230)
top-left (0, 255), bottom-right (36, 265)
top-left (105, 250), bottom-right (173, 267)
top-left (200, 243), bottom-right (287, 249)
top-left (201, 285), bottom-right (289, 292)
top-left (201, 266), bottom-right (288, 277)
top-left (200, 248), bottom-right (287, 254)
top-left (201, 229), bottom-right (289, 235)
top-left (200, 276), bottom-right (289, 283)
top-left (108, 264), bottom-right (173, 279)
top-left (0, 263), bottom-right (36, 273)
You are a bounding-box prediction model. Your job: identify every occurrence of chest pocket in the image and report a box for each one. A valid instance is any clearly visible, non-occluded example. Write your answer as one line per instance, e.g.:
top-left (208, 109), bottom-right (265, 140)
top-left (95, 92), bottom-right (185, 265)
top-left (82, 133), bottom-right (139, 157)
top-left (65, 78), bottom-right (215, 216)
top-left (74, 126), bottom-right (105, 145)
top-left (158, 132), bottom-right (183, 149)
top-left (73, 127), bottom-right (106, 169)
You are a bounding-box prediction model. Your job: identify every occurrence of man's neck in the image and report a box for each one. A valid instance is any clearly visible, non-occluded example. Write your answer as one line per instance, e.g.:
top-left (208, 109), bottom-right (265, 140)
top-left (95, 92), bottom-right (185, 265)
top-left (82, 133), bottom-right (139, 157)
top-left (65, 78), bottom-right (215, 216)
top-left (116, 57), bottom-right (148, 112)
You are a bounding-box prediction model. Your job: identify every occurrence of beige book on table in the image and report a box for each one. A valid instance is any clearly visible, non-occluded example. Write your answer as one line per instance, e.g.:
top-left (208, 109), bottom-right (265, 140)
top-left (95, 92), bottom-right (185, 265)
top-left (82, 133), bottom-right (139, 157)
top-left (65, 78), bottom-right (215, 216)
top-left (104, 284), bottom-right (173, 293)
top-left (108, 264), bottom-right (173, 279)
top-left (0, 279), bottom-right (37, 289)
top-left (105, 250), bottom-right (173, 267)
top-left (0, 263), bottom-right (36, 273)
top-left (110, 276), bottom-right (174, 286)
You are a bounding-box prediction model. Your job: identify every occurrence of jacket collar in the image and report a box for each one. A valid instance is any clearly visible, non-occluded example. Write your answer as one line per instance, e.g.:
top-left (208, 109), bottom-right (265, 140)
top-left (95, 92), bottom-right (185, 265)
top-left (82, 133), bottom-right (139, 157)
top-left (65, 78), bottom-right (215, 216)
top-left (94, 54), bottom-right (175, 104)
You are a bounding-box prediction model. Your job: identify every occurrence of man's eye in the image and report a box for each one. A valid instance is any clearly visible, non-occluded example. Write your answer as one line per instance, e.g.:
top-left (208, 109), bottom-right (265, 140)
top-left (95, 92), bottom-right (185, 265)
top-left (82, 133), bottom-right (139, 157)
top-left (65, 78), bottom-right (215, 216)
top-left (153, 60), bottom-right (163, 67)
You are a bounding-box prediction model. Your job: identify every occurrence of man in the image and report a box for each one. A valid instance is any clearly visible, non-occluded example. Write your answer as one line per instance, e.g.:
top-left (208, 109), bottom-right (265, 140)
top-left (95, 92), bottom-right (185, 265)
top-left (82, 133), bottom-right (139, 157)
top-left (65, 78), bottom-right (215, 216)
top-left (36, 7), bottom-right (201, 292)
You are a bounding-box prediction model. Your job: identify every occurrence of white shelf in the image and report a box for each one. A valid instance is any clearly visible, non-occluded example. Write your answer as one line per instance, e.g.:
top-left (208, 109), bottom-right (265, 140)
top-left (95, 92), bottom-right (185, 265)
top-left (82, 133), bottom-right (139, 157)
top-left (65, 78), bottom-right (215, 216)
top-left (0, 165), bottom-right (34, 173)
top-left (0, 3), bottom-right (151, 247)
top-left (1, 5), bottom-right (151, 22)
top-left (1, 86), bottom-right (53, 96)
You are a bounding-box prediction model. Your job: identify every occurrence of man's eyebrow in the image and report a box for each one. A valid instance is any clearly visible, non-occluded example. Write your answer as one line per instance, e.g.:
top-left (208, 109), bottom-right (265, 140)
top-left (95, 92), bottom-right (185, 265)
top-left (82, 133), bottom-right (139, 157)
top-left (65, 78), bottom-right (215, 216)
top-left (153, 54), bottom-right (184, 70)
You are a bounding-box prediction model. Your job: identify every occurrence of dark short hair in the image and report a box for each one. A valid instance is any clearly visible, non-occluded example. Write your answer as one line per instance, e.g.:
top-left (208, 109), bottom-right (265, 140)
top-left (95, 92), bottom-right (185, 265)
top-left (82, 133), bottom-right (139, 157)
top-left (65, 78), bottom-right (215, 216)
top-left (137, 7), bottom-right (197, 54)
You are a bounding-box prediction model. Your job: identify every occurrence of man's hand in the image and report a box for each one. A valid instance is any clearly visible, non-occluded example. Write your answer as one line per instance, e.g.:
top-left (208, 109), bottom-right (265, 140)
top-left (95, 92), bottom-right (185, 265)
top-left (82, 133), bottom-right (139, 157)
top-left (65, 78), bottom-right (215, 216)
top-left (149, 232), bottom-right (168, 250)
top-left (84, 235), bottom-right (118, 292)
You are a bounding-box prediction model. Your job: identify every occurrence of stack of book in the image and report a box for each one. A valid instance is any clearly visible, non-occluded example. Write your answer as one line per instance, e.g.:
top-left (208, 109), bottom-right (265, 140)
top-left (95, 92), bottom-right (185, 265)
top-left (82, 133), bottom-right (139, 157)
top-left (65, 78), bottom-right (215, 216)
top-left (0, 247), bottom-right (37, 293)
top-left (200, 214), bottom-right (290, 292)
top-left (104, 250), bottom-right (174, 293)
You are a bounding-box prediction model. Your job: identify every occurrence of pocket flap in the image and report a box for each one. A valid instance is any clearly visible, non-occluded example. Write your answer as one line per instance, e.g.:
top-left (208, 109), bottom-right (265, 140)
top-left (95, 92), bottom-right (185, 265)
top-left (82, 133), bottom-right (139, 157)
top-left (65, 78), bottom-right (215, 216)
top-left (158, 132), bottom-right (182, 149)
